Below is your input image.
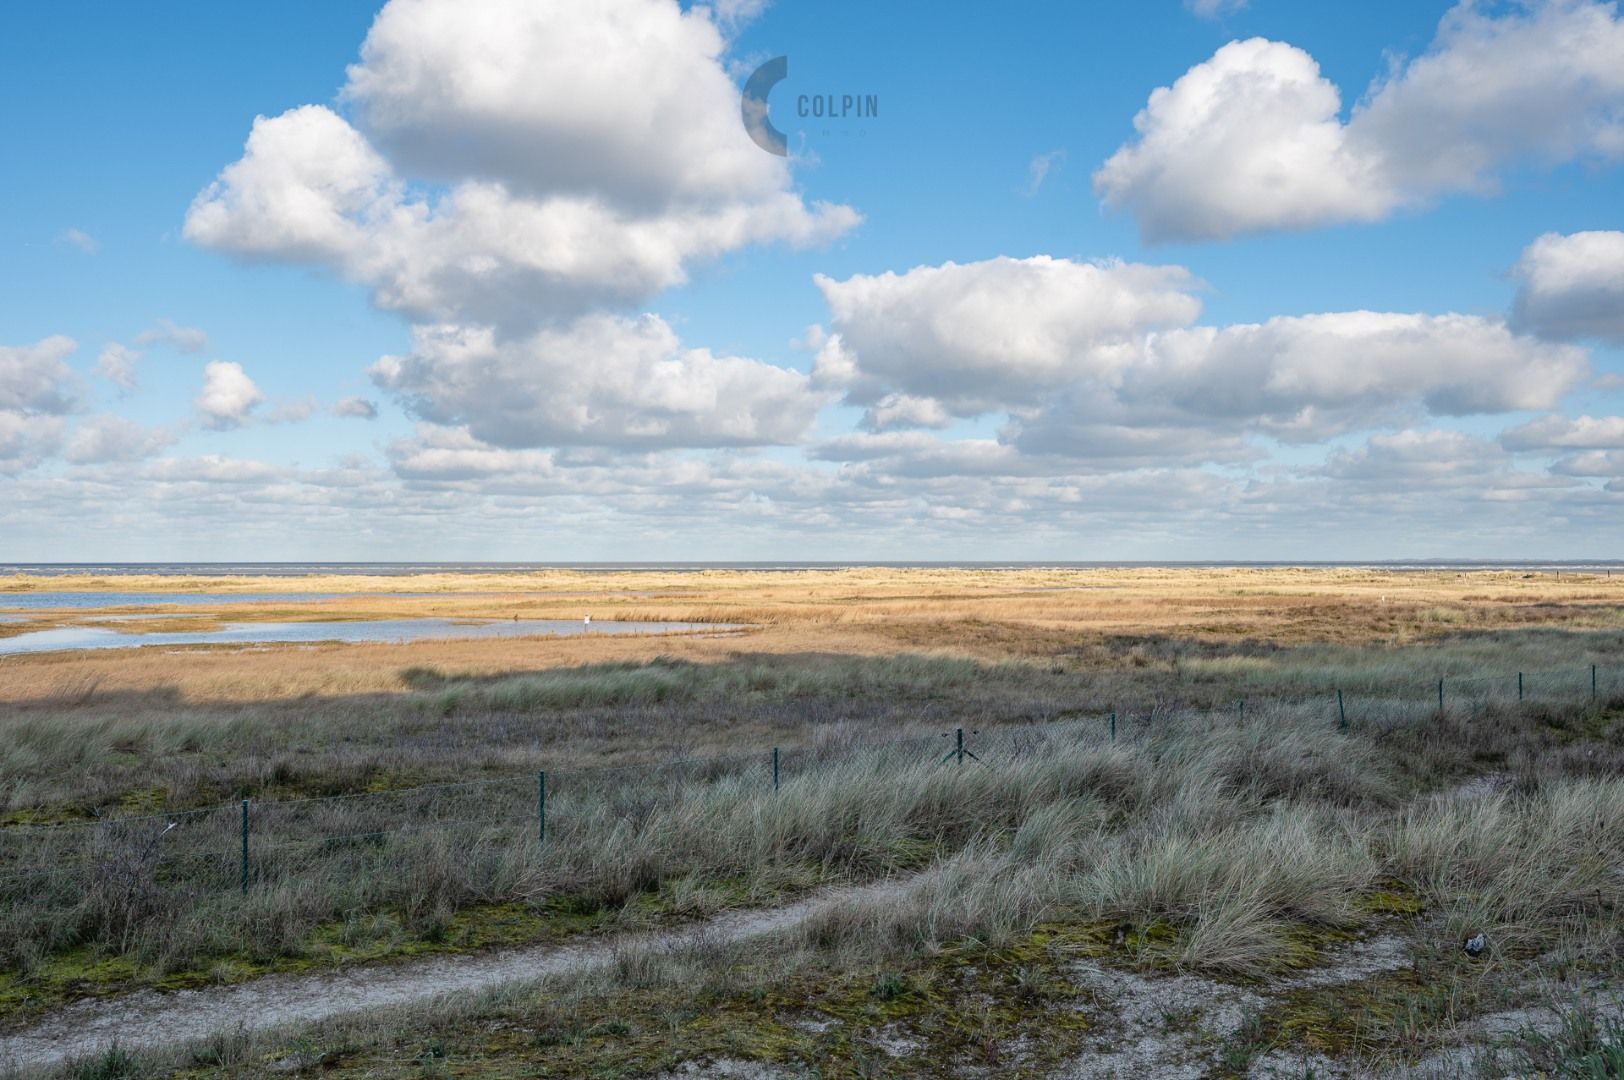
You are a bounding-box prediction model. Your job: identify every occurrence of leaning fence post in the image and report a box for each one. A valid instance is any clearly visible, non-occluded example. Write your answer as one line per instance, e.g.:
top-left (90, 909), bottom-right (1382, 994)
top-left (1337, 689), bottom-right (1346, 730)
top-left (537, 771), bottom-right (546, 846)
top-left (772, 747), bottom-right (780, 793)
top-left (240, 799), bottom-right (249, 896)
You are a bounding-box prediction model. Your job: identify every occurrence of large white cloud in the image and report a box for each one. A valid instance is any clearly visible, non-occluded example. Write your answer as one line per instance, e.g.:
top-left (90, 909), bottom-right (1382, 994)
top-left (1115, 311), bottom-right (1586, 436)
top-left (814, 256), bottom-right (1587, 449)
top-left (813, 256), bottom-right (1203, 414)
top-left (371, 314), bottom-right (824, 450)
top-left (185, 0), bottom-right (858, 329)
top-left (1096, 1), bottom-right (1624, 241)
top-left (340, 0), bottom-right (785, 209)
top-left (1511, 231), bottom-right (1624, 344)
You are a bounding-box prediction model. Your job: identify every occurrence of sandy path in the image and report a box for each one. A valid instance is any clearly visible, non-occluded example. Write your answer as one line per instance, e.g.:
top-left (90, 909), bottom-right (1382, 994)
top-left (0, 879), bottom-right (907, 1074)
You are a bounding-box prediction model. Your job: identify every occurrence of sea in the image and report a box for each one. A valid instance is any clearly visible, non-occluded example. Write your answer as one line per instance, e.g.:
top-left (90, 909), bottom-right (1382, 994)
top-left (1, 561), bottom-right (1622, 577)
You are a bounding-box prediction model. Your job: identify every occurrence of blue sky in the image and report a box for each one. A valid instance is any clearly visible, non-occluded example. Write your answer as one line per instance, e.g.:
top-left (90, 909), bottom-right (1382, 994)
top-left (2, 0), bottom-right (1622, 560)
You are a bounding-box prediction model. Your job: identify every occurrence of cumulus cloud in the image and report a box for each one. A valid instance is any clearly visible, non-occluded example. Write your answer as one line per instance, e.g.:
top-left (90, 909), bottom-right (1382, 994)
top-left (1111, 312), bottom-right (1586, 438)
top-left (133, 318), bottom-right (210, 354)
top-left (1502, 414), bottom-right (1624, 451)
top-left (1511, 231), bottom-right (1624, 345)
top-left (815, 256), bottom-right (1585, 450)
top-left (341, 0), bottom-right (784, 209)
top-left (0, 413), bottom-right (66, 475)
top-left (196, 361), bottom-right (265, 429)
top-left (1097, 1), bottom-right (1624, 241)
top-left (185, 0), bottom-right (858, 330)
top-left (1321, 430), bottom-right (1512, 484)
top-left (1549, 449), bottom-right (1624, 477)
top-left (96, 343), bottom-right (141, 390)
top-left (814, 256), bottom-right (1203, 414)
top-left (1, 336), bottom-right (81, 414)
top-left (0, 337), bottom-right (81, 474)
top-left (371, 314), bottom-right (823, 449)
top-left (334, 396), bottom-right (379, 420)
top-left (65, 415), bottom-right (176, 464)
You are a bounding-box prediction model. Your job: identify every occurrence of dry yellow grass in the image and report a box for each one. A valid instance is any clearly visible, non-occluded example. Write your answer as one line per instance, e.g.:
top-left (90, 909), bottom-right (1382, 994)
top-left (2, 566), bottom-right (1622, 704)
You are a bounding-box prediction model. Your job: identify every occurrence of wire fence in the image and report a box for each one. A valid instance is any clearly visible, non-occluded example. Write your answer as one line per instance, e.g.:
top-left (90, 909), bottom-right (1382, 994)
top-left (1, 662), bottom-right (1621, 939)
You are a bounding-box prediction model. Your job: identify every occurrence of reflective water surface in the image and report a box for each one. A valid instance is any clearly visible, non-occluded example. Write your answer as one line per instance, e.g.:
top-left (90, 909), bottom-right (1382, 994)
top-left (0, 619), bottom-right (729, 656)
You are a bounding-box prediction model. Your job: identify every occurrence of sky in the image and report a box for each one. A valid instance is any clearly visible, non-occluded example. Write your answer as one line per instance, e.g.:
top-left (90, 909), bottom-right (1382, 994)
top-left (1, 0), bottom-right (1622, 562)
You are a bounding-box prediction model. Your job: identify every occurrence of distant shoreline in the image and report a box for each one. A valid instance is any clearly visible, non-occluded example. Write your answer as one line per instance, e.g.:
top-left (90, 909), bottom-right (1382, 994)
top-left (2, 560), bottom-right (1622, 576)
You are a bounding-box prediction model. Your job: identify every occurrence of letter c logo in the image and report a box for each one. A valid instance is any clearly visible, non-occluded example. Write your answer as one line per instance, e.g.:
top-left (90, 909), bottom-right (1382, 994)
top-left (741, 55), bottom-right (789, 157)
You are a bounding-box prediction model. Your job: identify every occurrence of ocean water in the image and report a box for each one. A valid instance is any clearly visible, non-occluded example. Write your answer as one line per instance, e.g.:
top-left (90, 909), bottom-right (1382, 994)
top-left (3, 561), bottom-right (1622, 577)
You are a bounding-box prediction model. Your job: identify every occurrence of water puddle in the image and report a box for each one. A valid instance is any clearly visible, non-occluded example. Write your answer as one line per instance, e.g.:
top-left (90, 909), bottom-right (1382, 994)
top-left (0, 618), bottom-right (729, 656)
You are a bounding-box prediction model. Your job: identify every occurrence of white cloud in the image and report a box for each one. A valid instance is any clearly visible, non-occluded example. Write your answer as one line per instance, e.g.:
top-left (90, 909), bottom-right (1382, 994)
top-left (1021, 150), bottom-right (1065, 196)
top-left (814, 256), bottom-right (1584, 446)
top-left (1, 336), bottom-right (81, 414)
top-left (341, 0), bottom-right (784, 209)
top-left (371, 314), bottom-right (823, 449)
top-left (1549, 449), bottom-right (1624, 477)
top-left (860, 394), bottom-right (953, 433)
top-left (1321, 430), bottom-right (1511, 483)
top-left (196, 361), bottom-right (265, 429)
top-left (65, 415), bottom-right (176, 464)
top-left (1112, 311), bottom-right (1586, 438)
top-left (1511, 231), bottom-right (1624, 345)
top-left (186, 0), bottom-right (858, 331)
top-left (1185, 0), bottom-right (1248, 18)
top-left (334, 396), bottom-right (379, 420)
top-left (138, 455), bottom-right (285, 484)
top-left (0, 413), bottom-right (65, 475)
top-left (96, 343), bottom-right (141, 390)
top-left (133, 318), bottom-right (210, 354)
top-left (1502, 414), bottom-right (1624, 451)
top-left (58, 228), bottom-right (98, 253)
top-left (1097, 1), bottom-right (1624, 241)
top-left (0, 337), bottom-right (81, 474)
top-left (814, 256), bottom-right (1203, 414)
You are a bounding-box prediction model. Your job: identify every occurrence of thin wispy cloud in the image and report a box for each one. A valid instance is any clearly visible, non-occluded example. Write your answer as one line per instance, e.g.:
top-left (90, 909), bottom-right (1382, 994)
top-left (58, 228), bottom-right (98, 253)
top-left (1020, 150), bottom-right (1065, 196)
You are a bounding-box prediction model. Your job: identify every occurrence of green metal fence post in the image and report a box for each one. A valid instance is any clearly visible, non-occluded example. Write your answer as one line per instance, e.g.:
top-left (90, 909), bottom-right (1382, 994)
top-left (537, 771), bottom-right (546, 846)
top-left (1518, 672), bottom-right (1524, 701)
top-left (772, 747), bottom-right (780, 793)
top-left (1337, 689), bottom-right (1346, 730)
top-left (240, 799), bottom-right (249, 897)
top-left (955, 727), bottom-right (965, 765)
top-left (1593, 664), bottom-right (1599, 700)
top-left (1239, 699), bottom-right (1245, 721)
top-left (1109, 709), bottom-right (1116, 744)
top-left (1438, 679), bottom-right (1444, 712)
